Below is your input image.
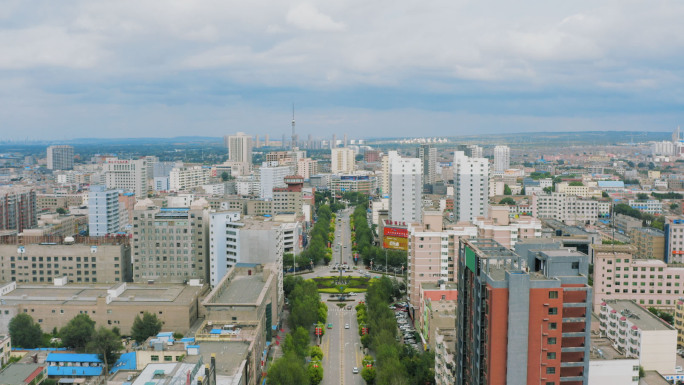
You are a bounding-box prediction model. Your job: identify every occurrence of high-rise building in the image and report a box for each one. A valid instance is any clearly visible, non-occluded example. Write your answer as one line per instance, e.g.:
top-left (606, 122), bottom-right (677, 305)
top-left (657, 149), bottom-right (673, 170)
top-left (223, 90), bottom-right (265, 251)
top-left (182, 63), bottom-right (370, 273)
top-left (296, 158), bottom-right (318, 180)
top-left (131, 199), bottom-right (209, 283)
top-left (46, 145), bottom-right (74, 171)
top-left (456, 238), bottom-right (592, 385)
top-left (103, 158), bottom-right (149, 198)
top-left (417, 144), bottom-right (437, 187)
top-left (493, 145), bottom-right (510, 173)
top-left (260, 165), bottom-right (293, 200)
top-left (331, 134), bottom-right (337, 149)
top-left (380, 151), bottom-right (398, 196)
top-left (169, 166), bottom-right (211, 192)
top-left (331, 148), bottom-right (355, 174)
top-left (665, 216), bottom-right (684, 263)
top-left (0, 187), bottom-right (37, 233)
top-left (88, 185), bottom-right (120, 236)
top-left (343, 133), bottom-right (348, 147)
top-left (225, 132), bottom-right (253, 167)
top-left (453, 151), bottom-right (489, 223)
top-left (465, 144), bottom-right (483, 159)
top-left (389, 154), bottom-right (422, 224)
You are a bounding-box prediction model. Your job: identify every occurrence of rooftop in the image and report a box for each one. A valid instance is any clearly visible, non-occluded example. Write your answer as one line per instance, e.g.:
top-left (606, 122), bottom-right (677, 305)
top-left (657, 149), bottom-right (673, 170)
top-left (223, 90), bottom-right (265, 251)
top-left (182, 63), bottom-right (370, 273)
top-left (603, 300), bottom-right (674, 331)
top-left (132, 362), bottom-right (201, 385)
top-left (632, 227), bottom-right (665, 236)
top-left (590, 336), bottom-right (632, 360)
top-left (210, 275), bottom-right (266, 304)
top-left (639, 371), bottom-right (671, 385)
top-left (197, 342), bottom-right (250, 377)
top-left (0, 363), bottom-right (45, 385)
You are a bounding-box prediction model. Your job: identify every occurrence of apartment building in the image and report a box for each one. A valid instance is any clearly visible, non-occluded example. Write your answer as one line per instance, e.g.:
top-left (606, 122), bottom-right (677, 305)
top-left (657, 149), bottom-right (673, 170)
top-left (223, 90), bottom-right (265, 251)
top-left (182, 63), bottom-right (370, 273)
top-left (592, 244), bottom-right (684, 311)
top-left (532, 193), bottom-right (599, 225)
top-left (628, 199), bottom-right (663, 215)
top-left (169, 165), bottom-right (211, 192)
top-left (588, 336), bottom-right (640, 385)
top-left (417, 144), bottom-right (437, 187)
top-left (46, 145), bottom-right (74, 171)
top-left (674, 299), bottom-right (684, 348)
top-left (259, 165), bottom-right (293, 200)
top-left (472, 205), bottom-right (542, 249)
top-left (0, 187), bottom-right (37, 233)
top-left (598, 300), bottom-right (676, 373)
top-left (629, 227), bottom-right (665, 260)
top-left (434, 328), bottom-right (456, 385)
top-left (103, 158), bottom-right (149, 198)
top-left (36, 192), bottom-right (84, 212)
top-left (296, 158), bottom-right (318, 180)
top-left (331, 147), bottom-right (355, 174)
top-left (88, 185), bottom-right (120, 236)
top-left (225, 132), bottom-right (253, 167)
top-left (131, 199), bottom-right (209, 283)
top-left (456, 238), bottom-right (592, 385)
top-left (390, 155), bottom-right (422, 224)
top-left (493, 145), bottom-right (510, 174)
top-left (329, 175), bottom-right (377, 195)
top-left (453, 151), bottom-right (489, 223)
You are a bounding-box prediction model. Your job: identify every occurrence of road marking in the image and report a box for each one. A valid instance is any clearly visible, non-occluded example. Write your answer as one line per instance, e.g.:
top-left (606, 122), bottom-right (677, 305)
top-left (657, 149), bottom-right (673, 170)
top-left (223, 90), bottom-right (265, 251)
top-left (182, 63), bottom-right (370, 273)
top-left (340, 311), bottom-right (345, 385)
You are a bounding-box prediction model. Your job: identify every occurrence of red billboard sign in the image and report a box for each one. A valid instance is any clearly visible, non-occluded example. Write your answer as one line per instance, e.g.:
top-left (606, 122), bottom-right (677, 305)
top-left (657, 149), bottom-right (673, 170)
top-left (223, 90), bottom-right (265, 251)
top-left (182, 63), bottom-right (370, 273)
top-left (384, 226), bottom-right (408, 238)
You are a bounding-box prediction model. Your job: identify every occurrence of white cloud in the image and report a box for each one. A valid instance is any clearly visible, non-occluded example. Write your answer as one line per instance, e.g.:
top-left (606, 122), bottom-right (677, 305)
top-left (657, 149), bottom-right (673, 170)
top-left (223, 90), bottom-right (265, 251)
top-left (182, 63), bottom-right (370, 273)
top-left (286, 3), bottom-right (346, 32)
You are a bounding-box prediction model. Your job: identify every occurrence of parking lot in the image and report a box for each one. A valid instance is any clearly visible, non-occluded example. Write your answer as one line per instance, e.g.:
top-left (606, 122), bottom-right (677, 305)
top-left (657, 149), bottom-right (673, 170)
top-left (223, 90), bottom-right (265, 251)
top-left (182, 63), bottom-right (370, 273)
top-left (392, 302), bottom-right (422, 351)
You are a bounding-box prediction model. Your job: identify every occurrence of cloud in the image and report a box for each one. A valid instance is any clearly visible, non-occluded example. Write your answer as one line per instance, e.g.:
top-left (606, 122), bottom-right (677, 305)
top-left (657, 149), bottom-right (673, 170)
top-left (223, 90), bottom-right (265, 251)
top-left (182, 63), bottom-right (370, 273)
top-left (286, 3), bottom-right (346, 31)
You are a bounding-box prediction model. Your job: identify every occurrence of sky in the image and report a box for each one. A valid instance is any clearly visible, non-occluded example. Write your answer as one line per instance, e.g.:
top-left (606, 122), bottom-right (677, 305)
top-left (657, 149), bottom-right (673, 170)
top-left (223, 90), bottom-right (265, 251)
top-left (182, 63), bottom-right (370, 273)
top-left (0, 0), bottom-right (683, 140)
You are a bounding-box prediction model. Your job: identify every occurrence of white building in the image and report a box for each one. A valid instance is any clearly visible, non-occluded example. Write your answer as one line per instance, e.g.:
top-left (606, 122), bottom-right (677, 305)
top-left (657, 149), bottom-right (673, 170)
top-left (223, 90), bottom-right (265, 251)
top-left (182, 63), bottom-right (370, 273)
top-left (417, 144), bottom-right (437, 187)
top-left (169, 166), bottom-right (211, 192)
top-left (628, 199), bottom-right (663, 215)
top-left (88, 185), bottom-right (120, 236)
top-left (466, 144), bottom-right (483, 158)
top-left (380, 152), bottom-right (399, 196)
top-left (666, 217), bottom-right (684, 263)
top-left (154, 177), bottom-right (169, 192)
top-left (208, 213), bottom-right (284, 302)
top-left (225, 132), bottom-right (253, 166)
top-left (453, 151), bottom-right (489, 223)
top-left (599, 299), bottom-right (676, 374)
top-left (389, 155), bottom-right (422, 224)
top-left (652, 141), bottom-right (676, 156)
top-left (236, 176), bottom-right (261, 196)
top-left (434, 329), bottom-right (456, 385)
top-left (296, 158), bottom-right (318, 180)
top-left (259, 165), bottom-right (293, 200)
top-left (47, 145), bottom-right (74, 171)
top-left (588, 337), bottom-right (639, 385)
top-left (103, 158), bottom-right (149, 198)
top-left (493, 145), bottom-right (510, 174)
top-left (331, 147), bottom-right (355, 174)
top-left (532, 192), bottom-right (599, 225)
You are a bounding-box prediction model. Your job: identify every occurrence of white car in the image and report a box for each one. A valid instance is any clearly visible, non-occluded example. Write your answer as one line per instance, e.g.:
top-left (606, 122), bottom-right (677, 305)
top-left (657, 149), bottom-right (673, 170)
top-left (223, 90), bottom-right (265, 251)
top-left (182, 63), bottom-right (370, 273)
top-left (352, 367), bottom-right (359, 374)
top-left (345, 324), bottom-right (350, 329)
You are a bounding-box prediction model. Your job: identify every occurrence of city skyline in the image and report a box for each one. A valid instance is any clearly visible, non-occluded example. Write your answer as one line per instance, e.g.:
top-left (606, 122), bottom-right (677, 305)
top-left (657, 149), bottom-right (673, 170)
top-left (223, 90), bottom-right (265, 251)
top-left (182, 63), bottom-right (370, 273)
top-left (0, 1), bottom-right (683, 140)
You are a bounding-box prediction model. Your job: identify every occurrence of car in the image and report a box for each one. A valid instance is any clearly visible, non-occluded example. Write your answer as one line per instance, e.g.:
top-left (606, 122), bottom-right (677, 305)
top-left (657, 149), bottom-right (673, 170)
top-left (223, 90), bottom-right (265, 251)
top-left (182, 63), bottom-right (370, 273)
top-left (352, 367), bottom-right (359, 374)
top-left (346, 305), bottom-right (352, 310)
top-left (345, 324), bottom-right (350, 329)
top-left (677, 366), bottom-right (683, 373)
top-left (327, 323), bottom-right (333, 329)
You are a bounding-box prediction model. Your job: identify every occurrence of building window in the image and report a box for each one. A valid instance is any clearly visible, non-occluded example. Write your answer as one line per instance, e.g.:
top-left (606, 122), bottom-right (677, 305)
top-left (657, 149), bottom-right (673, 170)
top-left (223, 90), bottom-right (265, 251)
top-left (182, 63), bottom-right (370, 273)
top-left (547, 337), bottom-right (557, 345)
top-left (547, 352), bottom-right (556, 359)
top-left (151, 355), bottom-right (159, 361)
top-left (549, 323), bottom-right (557, 330)
top-left (546, 367), bottom-right (556, 374)
top-left (548, 291), bottom-right (558, 299)
top-left (548, 308), bottom-right (558, 315)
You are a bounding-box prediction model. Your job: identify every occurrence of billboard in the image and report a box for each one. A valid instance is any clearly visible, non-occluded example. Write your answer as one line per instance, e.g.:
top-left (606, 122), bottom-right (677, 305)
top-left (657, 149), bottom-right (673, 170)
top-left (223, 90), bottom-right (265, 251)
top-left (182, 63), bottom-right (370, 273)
top-left (384, 236), bottom-right (408, 251)
top-left (384, 226), bottom-right (408, 238)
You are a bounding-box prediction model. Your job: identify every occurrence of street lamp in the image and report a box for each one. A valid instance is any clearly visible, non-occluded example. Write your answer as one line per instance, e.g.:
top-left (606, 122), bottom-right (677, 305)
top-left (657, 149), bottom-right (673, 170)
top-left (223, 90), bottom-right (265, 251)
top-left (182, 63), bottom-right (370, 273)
top-left (385, 248), bottom-right (388, 275)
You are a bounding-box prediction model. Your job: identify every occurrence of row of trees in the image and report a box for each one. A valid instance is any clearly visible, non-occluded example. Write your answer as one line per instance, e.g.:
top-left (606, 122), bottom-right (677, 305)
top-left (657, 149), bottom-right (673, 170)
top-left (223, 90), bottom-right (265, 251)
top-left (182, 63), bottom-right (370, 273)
top-left (359, 277), bottom-right (435, 385)
top-left (9, 311), bottom-right (164, 369)
top-left (351, 204), bottom-right (406, 269)
top-left (268, 276), bottom-right (326, 384)
top-left (613, 203), bottom-right (666, 230)
top-left (299, 204), bottom-right (334, 265)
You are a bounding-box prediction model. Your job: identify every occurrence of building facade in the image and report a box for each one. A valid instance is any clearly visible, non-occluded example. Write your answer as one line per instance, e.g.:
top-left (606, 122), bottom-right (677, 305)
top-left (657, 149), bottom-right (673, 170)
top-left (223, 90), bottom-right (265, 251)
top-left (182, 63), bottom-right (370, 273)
top-left (225, 132), bottom-right (253, 167)
top-left (417, 144), bottom-right (437, 187)
top-left (389, 156), bottom-right (422, 224)
top-left (88, 185), bottom-right (120, 237)
top-left (103, 158), bottom-right (149, 198)
top-left (453, 151), bottom-right (489, 223)
top-left (0, 187), bottom-right (37, 233)
top-left (46, 145), bottom-right (74, 171)
top-left (169, 165), bottom-right (211, 192)
top-left (331, 148), bottom-right (355, 174)
top-left (493, 145), bottom-right (510, 174)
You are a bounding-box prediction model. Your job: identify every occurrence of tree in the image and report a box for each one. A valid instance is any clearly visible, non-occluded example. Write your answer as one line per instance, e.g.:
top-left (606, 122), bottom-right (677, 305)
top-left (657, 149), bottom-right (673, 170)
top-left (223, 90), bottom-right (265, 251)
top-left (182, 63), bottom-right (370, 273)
top-left (361, 367), bottom-right (376, 384)
top-left (671, 203), bottom-right (680, 211)
top-left (499, 197), bottom-right (515, 205)
top-left (310, 345), bottom-right (323, 361)
top-left (220, 171), bottom-right (230, 181)
top-left (543, 186), bottom-right (553, 194)
top-left (602, 191), bottom-right (609, 198)
top-left (282, 327), bottom-right (310, 360)
top-left (131, 312), bottom-right (163, 343)
top-left (60, 314), bottom-right (95, 350)
top-left (636, 193), bottom-right (649, 200)
top-left (56, 207), bottom-right (67, 215)
top-left (9, 314), bottom-right (42, 348)
top-left (307, 363), bottom-right (324, 385)
top-left (266, 352), bottom-right (310, 385)
top-left (503, 184), bottom-right (512, 195)
top-left (86, 327), bottom-right (123, 370)
top-left (283, 275), bottom-right (302, 298)
top-left (569, 181), bottom-right (583, 186)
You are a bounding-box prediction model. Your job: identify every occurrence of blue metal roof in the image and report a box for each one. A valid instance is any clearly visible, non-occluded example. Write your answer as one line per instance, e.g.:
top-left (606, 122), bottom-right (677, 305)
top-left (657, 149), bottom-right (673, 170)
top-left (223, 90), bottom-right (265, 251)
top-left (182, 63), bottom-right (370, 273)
top-left (47, 353), bottom-right (102, 363)
top-left (157, 332), bottom-right (173, 337)
top-left (597, 181), bottom-right (625, 188)
top-left (48, 366), bottom-right (103, 376)
top-left (110, 352), bottom-right (136, 374)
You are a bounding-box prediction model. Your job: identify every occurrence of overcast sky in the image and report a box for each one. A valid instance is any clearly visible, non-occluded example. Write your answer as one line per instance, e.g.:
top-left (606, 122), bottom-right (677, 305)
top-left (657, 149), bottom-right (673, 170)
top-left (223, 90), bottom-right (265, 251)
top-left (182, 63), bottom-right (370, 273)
top-left (1, 0), bottom-right (683, 140)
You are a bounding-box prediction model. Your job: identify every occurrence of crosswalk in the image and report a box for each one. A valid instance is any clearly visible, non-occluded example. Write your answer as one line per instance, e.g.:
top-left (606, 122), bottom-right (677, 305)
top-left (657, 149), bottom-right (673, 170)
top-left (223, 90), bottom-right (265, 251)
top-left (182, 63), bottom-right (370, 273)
top-left (328, 307), bottom-right (355, 313)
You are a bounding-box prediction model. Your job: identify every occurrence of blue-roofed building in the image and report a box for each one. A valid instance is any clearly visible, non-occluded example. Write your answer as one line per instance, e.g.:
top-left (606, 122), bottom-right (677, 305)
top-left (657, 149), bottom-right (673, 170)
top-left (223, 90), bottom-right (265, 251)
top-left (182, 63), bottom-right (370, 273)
top-left (597, 180), bottom-right (625, 191)
top-left (46, 353), bottom-right (103, 378)
top-left (110, 352), bottom-right (136, 374)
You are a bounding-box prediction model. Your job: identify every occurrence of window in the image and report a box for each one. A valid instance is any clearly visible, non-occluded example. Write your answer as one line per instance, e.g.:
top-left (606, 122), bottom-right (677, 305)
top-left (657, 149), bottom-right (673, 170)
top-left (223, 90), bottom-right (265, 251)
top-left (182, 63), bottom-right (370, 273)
top-left (548, 291), bottom-right (558, 299)
top-left (546, 367), bottom-right (556, 374)
top-left (548, 308), bottom-right (558, 315)
top-left (547, 352), bottom-right (556, 359)
top-left (549, 323), bottom-right (557, 330)
top-left (151, 355), bottom-right (159, 361)
top-left (548, 337), bottom-right (557, 345)
top-left (164, 356), bottom-right (173, 362)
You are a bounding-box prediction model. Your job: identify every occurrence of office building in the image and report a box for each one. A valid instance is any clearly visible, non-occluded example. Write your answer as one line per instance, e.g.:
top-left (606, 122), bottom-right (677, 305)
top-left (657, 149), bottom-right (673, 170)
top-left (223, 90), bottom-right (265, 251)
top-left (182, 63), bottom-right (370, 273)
top-left (295, 157), bottom-right (318, 180)
top-left (36, 192), bottom-right (85, 212)
top-left (103, 158), bottom-right (149, 198)
top-left (0, 187), bottom-right (37, 233)
top-left (259, 165), bottom-right (293, 200)
top-left (628, 199), bottom-right (663, 215)
top-left (598, 300), bottom-right (676, 373)
top-left (330, 175), bottom-right (377, 195)
top-left (592, 244), bottom-right (684, 310)
top-left (453, 151), bottom-right (489, 223)
top-left (272, 176), bottom-right (304, 217)
top-left (131, 199), bottom-right (209, 283)
top-left (665, 217), bottom-right (684, 263)
top-left (465, 144), bottom-right (483, 158)
top-left (331, 147), bottom-right (355, 174)
top-left (88, 185), bottom-right (120, 236)
top-left (493, 145), bottom-right (510, 173)
top-left (473, 205), bottom-right (542, 249)
top-left (456, 238), bottom-right (592, 385)
top-left (225, 132), bottom-right (253, 166)
top-left (532, 193), bottom-right (599, 225)
top-left (169, 165), bottom-right (211, 192)
top-left (0, 281), bottom-right (203, 336)
top-left (417, 144), bottom-right (437, 187)
top-left (389, 155), bottom-right (422, 224)
top-left (46, 145), bottom-right (74, 171)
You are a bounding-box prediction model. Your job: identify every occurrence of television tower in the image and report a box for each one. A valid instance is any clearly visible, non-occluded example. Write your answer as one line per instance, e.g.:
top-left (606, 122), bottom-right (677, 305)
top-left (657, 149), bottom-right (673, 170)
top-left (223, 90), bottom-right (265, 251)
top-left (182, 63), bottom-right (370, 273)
top-left (291, 104), bottom-right (296, 150)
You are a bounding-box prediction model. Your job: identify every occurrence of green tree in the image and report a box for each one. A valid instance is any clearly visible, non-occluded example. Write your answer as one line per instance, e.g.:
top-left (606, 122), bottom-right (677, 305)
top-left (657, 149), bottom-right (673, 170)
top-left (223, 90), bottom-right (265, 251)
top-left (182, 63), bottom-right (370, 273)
top-left (131, 312), bottom-right (163, 343)
top-left (503, 184), bottom-right (512, 195)
top-left (317, 302), bottom-right (328, 324)
top-left (310, 345), bottom-right (324, 361)
top-left (307, 363), bottom-right (324, 385)
top-left (499, 197), bottom-right (516, 205)
top-left (636, 193), bottom-right (649, 200)
top-left (543, 186), bottom-right (553, 194)
top-left (220, 171), bottom-right (230, 181)
top-left (283, 327), bottom-right (310, 360)
top-left (266, 352), bottom-right (310, 385)
top-left (671, 203), bottom-right (680, 211)
top-left (56, 207), bottom-right (67, 215)
top-left (283, 275), bottom-right (302, 298)
top-left (361, 367), bottom-right (376, 384)
top-left (9, 314), bottom-right (42, 348)
top-left (86, 327), bottom-right (123, 370)
top-left (569, 181), bottom-right (584, 186)
top-left (60, 314), bottom-right (95, 350)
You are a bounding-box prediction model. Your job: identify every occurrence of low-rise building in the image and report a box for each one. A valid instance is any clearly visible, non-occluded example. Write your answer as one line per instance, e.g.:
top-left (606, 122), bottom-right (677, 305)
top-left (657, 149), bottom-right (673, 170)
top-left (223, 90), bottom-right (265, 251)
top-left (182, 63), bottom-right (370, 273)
top-left (598, 299), bottom-right (676, 373)
top-left (629, 227), bottom-right (665, 260)
top-left (0, 363), bottom-right (46, 385)
top-left (0, 281), bottom-right (203, 335)
top-left (46, 353), bottom-right (103, 378)
top-left (628, 199), bottom-right (663, 215)
top-left (434, 328), bottom-right (456, 385)
top-left (588, 336), bottom-right (640, 385)
top-left (418, 282), bottom-right (456, 350)
top-left (473, 205), bottom-right (542, 249)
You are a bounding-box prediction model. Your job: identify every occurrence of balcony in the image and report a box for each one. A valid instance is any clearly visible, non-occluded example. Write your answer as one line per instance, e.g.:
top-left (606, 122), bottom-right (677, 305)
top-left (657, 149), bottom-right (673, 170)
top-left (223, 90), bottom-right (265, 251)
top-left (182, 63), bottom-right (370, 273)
top-left (562, 331), bottom-right (586, 338)
top-left (563, 317), bottom-right (586, 323)
top-left (560, 362), bottom-right (585, 368)
top-left (561, 346), bottom-right (585, 353)
top-left (560, 376), bottom-right (585, 382)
